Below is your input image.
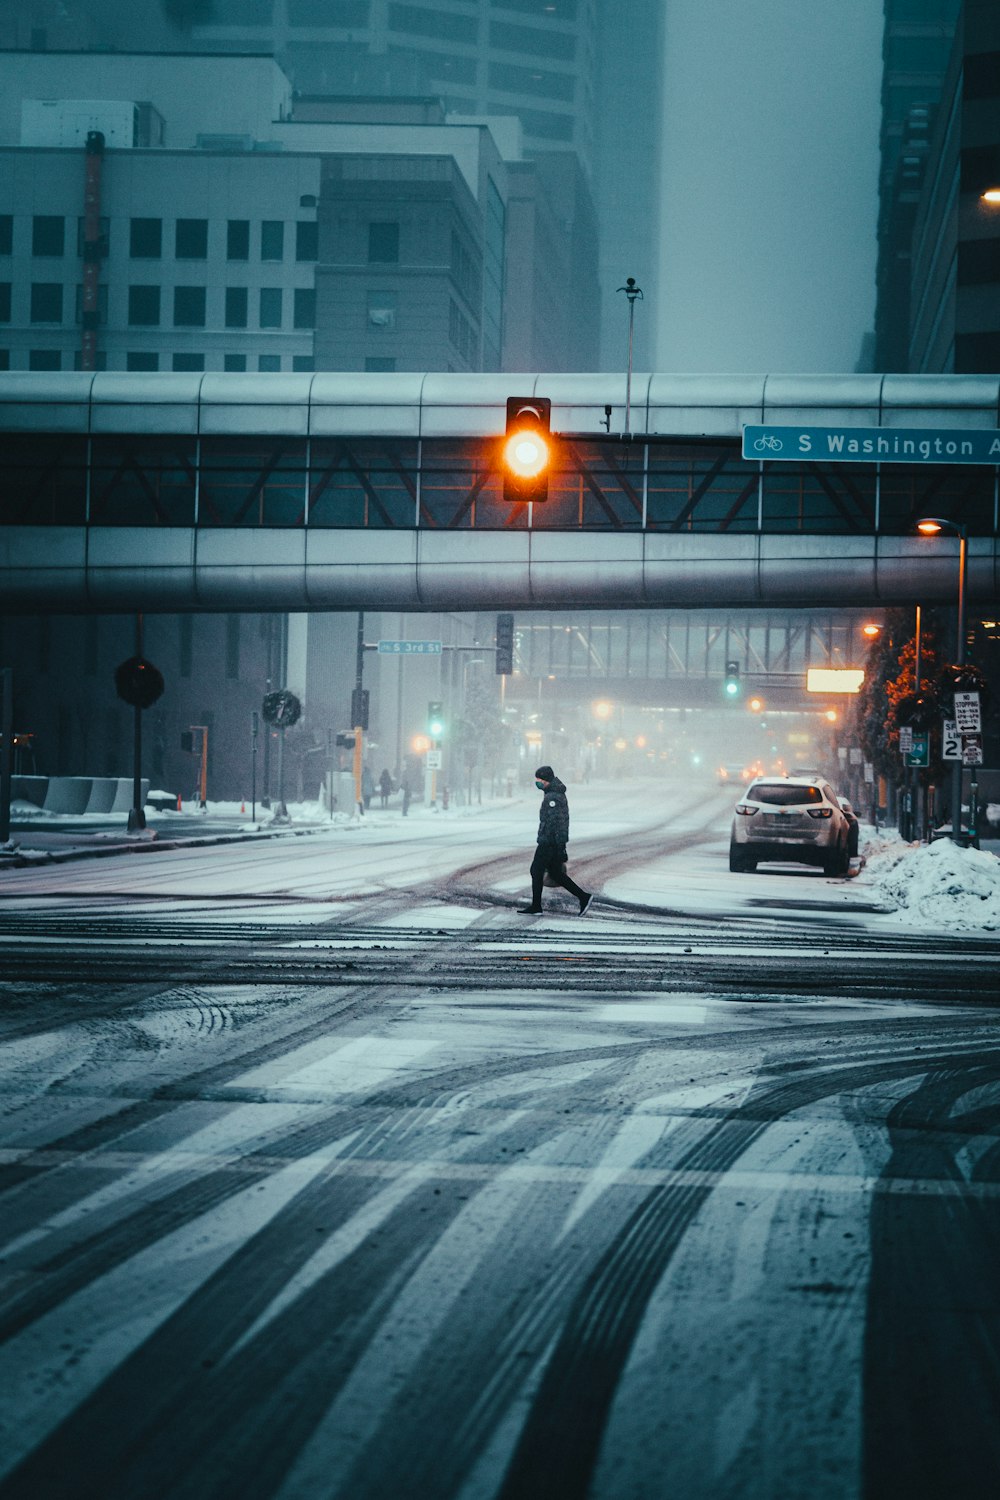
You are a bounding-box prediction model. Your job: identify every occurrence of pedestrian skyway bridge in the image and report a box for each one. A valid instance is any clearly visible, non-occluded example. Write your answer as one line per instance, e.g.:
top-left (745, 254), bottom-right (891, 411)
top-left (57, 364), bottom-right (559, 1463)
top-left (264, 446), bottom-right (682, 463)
top-left (1, 371), bottom-right (998, 612)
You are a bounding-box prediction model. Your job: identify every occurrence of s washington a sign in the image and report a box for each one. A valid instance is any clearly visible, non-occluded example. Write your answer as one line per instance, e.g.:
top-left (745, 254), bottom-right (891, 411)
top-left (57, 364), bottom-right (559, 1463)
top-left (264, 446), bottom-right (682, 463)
top-left (742, 425), bottom-right (1000, 465)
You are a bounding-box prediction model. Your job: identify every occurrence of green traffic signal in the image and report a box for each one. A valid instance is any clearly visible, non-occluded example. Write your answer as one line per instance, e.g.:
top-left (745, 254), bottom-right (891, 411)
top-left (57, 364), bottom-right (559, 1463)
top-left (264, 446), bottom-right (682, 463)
top-left (723, 659), bottom-right (741, 699)
top-left (427, 699), bottom-right (445, 737)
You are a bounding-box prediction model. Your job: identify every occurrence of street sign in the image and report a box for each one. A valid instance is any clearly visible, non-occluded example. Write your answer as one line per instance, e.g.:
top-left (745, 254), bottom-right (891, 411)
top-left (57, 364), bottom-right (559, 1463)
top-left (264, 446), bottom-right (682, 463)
top-left (962, 734), bottom-right (984, 766)
top-left (837, 746), bottom-right (847, 763)
top-left (863, 761), bottom-right (874, 783)
top-left (742, 424), bottom-right (1000, 465)
top-left (425, 750), bottom-right (442, 769)
top-left (377, 640), bottom-right (442, 655)
top-left (906, 733), bottom-right (929, 767)
top-left (898, 726), bottom-right (913, 754)
top-left (954, 691), bottom-right (982, 734)
top-left (849, 748), bottom-right (862, 765)
top-left (942, 719), bottom-right (961, 761)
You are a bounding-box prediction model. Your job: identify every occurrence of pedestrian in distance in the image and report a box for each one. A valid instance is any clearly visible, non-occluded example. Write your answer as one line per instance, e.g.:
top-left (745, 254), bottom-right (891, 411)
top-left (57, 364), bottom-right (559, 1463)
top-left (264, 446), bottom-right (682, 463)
top-left (361, 765), bottom-right (374, 811)
top-left (519, 764), bottom-right (593, 915)
top-left (378, 768), bottom-right (392, 808)
top-left (401, 774), bottom-right (412, 817)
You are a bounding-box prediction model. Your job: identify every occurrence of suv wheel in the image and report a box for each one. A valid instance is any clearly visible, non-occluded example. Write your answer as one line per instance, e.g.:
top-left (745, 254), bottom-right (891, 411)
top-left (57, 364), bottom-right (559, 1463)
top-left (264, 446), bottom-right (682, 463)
top-left (823, 839), bottom-right (849, 877)
top-left (729, 843), bottom-right (756, 873)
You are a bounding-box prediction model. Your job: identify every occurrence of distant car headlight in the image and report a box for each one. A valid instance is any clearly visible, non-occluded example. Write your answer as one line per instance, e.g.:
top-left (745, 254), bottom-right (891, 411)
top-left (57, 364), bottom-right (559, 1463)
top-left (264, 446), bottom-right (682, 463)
top-left (734, 804), bottom-right (758, 815)
top-left (807, 808), bottom-right (833, 818)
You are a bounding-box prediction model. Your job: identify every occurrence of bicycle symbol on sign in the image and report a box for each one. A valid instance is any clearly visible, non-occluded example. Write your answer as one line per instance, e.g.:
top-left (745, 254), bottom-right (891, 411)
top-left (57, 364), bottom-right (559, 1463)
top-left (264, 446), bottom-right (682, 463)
top-left (753, 434), bottom-right (783, 453)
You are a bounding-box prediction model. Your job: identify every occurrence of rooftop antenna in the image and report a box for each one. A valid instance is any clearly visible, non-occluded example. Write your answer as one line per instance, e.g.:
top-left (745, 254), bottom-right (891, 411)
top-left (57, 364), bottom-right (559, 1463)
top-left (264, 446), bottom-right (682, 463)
top-left (616, 276), bottom-right (643, 437)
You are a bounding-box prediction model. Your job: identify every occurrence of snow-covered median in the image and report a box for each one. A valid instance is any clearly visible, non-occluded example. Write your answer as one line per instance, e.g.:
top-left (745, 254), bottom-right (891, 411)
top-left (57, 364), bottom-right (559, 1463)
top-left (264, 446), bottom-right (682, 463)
top-left (860, 834), bottom-right (1000, 931)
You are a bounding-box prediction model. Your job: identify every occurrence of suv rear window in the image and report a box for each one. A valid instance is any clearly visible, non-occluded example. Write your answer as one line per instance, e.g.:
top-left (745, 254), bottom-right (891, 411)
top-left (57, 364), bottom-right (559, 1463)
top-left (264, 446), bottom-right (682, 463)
top-left (749, 782), bottom-right (824, 806)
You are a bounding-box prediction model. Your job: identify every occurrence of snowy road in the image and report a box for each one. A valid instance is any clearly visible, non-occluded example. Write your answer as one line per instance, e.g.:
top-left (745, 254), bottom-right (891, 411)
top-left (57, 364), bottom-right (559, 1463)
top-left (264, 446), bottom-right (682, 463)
top-left (1, 781), bottom-right (999, 1499)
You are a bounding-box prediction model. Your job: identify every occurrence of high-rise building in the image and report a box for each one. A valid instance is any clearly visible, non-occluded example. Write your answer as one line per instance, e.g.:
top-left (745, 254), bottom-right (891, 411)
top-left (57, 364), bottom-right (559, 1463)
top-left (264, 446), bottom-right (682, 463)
top-left (873, 0), bottom-right (961, 370)
top-left (907, 0), bottom-right (1000, 371)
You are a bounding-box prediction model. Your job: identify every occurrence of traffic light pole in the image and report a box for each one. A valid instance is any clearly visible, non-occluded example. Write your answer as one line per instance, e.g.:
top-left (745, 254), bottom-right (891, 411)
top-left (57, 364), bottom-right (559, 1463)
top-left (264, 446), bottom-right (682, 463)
top-left (0, 667), bottom-right (12, 846)
top-left (127, 613), bottom-right (146, 832)
top-left (354, 611), bottom-right (365, 816)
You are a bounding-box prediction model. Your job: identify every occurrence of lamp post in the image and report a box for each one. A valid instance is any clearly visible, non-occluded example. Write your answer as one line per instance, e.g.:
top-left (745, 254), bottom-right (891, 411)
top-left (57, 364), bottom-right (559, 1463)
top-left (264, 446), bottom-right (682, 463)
top-left (917, 517), bottom-right (967, 842)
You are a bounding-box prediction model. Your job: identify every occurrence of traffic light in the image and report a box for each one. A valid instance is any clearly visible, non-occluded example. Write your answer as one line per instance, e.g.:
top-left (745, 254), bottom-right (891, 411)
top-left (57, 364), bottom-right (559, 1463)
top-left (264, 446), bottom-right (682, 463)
top-left (495, 612), bottom-right (514, 675)
top-left (335, 732), bottom-right (355, 749)
top-left (724, 660), bottom-right (741, 699)
top-left (427, 700), bottom-right (445, 738)
top-left (350, 686), bottom-right (369, 730)
top-left (502, 396), bottom-right (551, 505)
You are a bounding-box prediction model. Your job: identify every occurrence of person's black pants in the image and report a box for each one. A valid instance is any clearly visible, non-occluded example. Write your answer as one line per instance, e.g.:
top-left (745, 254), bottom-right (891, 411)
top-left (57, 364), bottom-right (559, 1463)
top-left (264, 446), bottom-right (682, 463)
top-left (529, 846), bottom-right (587, 908)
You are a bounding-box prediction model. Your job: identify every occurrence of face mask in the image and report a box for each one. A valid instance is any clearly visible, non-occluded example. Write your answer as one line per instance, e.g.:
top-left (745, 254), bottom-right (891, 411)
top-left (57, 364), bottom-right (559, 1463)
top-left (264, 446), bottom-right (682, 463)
top-left (535, 780), bottom-right (547, 790)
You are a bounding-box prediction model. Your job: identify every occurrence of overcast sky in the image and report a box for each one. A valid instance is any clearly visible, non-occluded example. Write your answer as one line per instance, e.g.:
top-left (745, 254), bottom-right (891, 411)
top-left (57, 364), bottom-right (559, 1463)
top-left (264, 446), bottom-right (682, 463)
top-left (657, 0), bottom-right (884, 374)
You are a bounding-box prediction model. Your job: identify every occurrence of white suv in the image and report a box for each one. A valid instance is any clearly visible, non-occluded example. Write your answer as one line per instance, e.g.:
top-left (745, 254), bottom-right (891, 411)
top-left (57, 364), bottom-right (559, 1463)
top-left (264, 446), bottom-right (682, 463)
top-left (730, 776), bottom-right (851, 876)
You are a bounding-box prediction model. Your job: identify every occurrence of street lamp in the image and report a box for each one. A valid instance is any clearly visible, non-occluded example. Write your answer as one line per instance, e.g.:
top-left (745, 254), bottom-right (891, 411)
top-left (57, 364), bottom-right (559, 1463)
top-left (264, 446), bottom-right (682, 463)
top-left (916, 516), bottom-right (968, 842)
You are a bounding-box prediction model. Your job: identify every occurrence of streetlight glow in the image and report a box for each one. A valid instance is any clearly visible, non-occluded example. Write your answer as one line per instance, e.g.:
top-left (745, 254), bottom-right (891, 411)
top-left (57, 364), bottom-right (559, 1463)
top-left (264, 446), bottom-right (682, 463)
top-left (981, 187), bottom-right (1000, 204)
top-left (862, 622), bottom-right (881, 638)
top-left (917, 519), bottom-right (942, 534)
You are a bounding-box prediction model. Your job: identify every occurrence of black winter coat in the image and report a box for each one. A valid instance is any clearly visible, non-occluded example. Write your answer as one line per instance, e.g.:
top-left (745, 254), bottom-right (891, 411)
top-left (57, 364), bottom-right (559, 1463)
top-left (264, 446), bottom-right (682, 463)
top-left (536, 776), bottom-right (570, 848)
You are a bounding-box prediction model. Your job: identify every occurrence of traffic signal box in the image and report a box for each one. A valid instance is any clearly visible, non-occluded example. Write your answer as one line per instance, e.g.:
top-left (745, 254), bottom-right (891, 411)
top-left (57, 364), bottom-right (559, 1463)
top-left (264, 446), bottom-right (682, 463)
top-left (427, 700), bottom-right (445, 738)
top-left (495, 612), bottom-right (514, 675)
top-left (502, 397), bottom-right (552, 505)
top-left (724, 660), bottom-right (741, 700)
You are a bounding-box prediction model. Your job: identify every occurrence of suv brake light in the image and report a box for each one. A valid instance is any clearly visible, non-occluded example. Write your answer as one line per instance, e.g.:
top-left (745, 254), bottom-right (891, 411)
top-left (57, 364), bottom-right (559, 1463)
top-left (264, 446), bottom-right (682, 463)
top-left (735, 803), bottom-right (757, 816)
top-left (807, 807), bottom-right (833, 819)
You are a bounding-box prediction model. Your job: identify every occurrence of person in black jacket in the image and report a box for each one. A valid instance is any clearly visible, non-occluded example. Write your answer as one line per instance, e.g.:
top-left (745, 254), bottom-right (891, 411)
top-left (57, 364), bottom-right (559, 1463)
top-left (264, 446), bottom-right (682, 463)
top-left (519, 765), bottom-right (594, 915)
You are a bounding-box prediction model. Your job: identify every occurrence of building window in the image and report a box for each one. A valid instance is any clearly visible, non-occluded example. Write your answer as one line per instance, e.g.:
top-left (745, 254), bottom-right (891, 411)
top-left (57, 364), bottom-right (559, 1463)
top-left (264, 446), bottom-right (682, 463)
top-left (75, 284), bottom-right (108, 325)
top-left (957, 240), bottom-right (1000, 286)
top-left (258, 354), bottom-right (281, 372)
top-left (127, 351), bottom-right (159, 371)
top-left (0, 350), bottom-right (9, 370)
top-left (292, 355), bottom-right (314, 371)
top-left (172, 352), bottom-right (205, 371)
top-left (76, 216), bottom-right (110, 258)
top-left (30, 283), bottom-right (63, 322)
top-left (388, 3), bottom-right (476, 42)
top-left (0, 283), bottom-right (10, 322)
top-left (365, 356), bottom-right (396, 372)
top-left (259, 287), bottom-right (282, 328)
top-left (368, 222), bottom-right (399, 263)
top-left (32, 216), bottom-right (65, 257)
top-left (174, 286), bottom-right (206, 326)
top-left (225, 286), bottom-right (249, 328)
top-left (367, 289), bottom-right (397, 330)
top-left (296, 220), bottom-right (318, 261)
top-left (128, 285), bottom-right (161, 326)
top-left (227, 219), bottom-right (250, 261)
top-left (176, 219), bottom-right (208, 259)
top-left (130, 218), bottom-right (162, 258)
top-left (29, 350), bottom-right (61, 370)
top-left (293, 288), bottom-right (316, 328)
top-left (0, 216), bottom-right (11, 255)
top-left (261, 221), bottom-right (284, 261)
top-left (224, 353), bottom-right (247, 371)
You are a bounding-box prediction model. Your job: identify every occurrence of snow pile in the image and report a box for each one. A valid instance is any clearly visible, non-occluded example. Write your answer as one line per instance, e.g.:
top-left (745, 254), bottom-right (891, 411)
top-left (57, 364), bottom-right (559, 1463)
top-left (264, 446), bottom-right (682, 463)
top-left (861, 835), bottom-right (1000, 931)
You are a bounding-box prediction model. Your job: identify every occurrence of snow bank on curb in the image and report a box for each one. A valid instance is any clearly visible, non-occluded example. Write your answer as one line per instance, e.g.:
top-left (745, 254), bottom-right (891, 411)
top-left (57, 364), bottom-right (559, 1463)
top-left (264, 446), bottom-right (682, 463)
top-left (860, 834), bottom-right (1000, 931)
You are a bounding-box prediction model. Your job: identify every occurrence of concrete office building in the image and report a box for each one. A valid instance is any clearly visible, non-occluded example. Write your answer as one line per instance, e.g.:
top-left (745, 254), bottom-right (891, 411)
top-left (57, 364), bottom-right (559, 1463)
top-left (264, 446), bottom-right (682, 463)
top-left (0, 51), bottom-right (597, 374)
top-left (20, 0), bottom-right (661, 369)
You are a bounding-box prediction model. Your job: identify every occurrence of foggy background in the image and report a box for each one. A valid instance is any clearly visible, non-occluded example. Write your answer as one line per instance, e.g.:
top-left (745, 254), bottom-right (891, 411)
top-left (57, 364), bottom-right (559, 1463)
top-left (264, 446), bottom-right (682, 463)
top-left (658, 0), bottom-right (883, 372)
